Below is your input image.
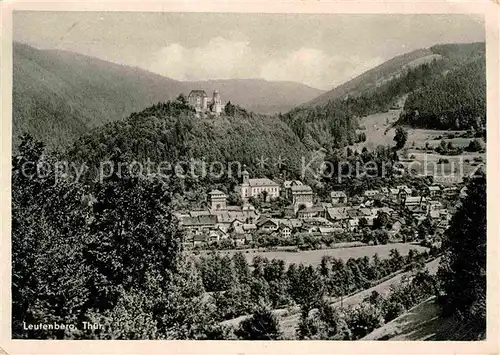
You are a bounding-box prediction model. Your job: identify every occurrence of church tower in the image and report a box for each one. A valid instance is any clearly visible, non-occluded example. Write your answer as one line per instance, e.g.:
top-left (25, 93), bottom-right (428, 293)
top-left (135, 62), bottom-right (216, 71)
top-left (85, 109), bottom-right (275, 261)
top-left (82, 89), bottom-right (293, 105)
top-left (240, 167), bottom-right (250, 200)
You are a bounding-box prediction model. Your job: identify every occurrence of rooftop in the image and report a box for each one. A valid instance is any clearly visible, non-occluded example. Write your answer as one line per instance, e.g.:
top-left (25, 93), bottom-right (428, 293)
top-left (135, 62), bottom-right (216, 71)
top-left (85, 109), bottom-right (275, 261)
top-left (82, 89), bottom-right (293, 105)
top-left (248, 178), bottom-right (280, 187)
top-left (188, 90), bottom-right (207, 97)
top-left (209, 189), bottom-right (226, 196)
top-left (182, 215), bottom-right (217, 226)
top-left (291, 185), bottom-right (313, 192)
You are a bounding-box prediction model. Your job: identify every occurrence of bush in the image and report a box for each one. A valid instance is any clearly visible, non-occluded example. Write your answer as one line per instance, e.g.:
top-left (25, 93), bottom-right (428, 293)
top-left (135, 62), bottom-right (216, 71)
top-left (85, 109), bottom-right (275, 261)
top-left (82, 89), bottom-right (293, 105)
top-left (235, 307), bottom-right (282, 340)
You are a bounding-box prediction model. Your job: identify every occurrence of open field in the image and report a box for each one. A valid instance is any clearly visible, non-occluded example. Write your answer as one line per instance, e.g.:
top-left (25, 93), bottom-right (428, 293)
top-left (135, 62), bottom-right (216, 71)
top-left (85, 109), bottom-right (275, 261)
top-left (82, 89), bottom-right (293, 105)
top-left (214, 242), bottom-right (429, 266)
top-left (352, 110), bottom-right (400, 151)
top-left (351, 105), bottom-right (482, 153)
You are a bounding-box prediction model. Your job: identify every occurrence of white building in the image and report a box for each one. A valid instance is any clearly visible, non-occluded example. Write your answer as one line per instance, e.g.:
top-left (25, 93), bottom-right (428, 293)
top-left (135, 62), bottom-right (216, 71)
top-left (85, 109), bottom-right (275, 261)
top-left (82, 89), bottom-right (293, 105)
top-left (238, 169), bottom-right (280, 201)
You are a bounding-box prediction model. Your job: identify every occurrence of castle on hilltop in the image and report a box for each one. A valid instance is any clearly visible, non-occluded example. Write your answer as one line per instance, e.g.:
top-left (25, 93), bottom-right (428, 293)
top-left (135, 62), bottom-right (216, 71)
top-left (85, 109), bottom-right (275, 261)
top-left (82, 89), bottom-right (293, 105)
top-left (188, 90), bottom-right (223, 117)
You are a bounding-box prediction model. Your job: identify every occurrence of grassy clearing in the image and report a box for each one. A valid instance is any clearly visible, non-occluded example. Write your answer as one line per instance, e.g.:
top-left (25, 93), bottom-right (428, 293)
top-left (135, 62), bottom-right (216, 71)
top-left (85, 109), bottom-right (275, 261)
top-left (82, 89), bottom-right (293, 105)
top-left (216, 243), bottom-right (429, 266)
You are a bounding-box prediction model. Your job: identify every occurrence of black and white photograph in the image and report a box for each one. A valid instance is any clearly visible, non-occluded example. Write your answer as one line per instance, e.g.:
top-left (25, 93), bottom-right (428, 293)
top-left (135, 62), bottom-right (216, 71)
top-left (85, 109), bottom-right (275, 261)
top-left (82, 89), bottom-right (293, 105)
top-left (3, 6), bottom-right (495, 348)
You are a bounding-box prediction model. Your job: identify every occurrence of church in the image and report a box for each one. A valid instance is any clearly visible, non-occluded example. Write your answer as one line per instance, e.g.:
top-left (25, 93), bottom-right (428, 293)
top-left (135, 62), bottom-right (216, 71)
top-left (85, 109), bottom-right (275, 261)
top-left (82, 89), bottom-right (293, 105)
top-left (187, 89), bottom-right (223, 117)
top-left (237, 169), bottom-right (280, 202)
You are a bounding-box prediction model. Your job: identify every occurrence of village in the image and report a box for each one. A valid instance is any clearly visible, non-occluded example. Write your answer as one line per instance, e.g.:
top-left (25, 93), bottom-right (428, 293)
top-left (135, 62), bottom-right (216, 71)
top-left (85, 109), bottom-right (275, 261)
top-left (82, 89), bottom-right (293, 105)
top-left (175, 166), bottom-right (464, 249)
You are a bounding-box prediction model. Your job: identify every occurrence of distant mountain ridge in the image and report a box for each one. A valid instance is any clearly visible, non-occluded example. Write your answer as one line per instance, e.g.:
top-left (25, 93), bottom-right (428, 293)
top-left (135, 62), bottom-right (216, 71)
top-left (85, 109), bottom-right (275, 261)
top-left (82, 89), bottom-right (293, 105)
top-left (13, 42), bottom-right (324, 150)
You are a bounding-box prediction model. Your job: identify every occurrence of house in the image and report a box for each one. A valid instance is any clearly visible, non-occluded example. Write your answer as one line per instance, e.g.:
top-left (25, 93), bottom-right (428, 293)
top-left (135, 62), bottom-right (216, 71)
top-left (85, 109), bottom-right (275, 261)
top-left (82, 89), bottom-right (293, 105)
top-left (348, 219), bottom-right (359, 232)
top-left (283, 180), bottom-right (303, 198)
top-left (214, 206), bottom-right (259, 232)
top-left (181, 215), bottom-right (218, 235)
top-left (288, 219), bottom-right (303, 229)
top-left (404, 196), bottom-right (424, 207)
top-left (390, 219), bottom-right (404, 235)
top-left (189, 209), bottom-right (212, 217)
top-left (319, 226), bottom-right (342, 235)
top-left (429, 210), bottom-right (441, 220)
top-left (330, 191), bottom-right (347, 204)
top-left (284, 180), bottom-right (303, 189)
top-left (284, 206), bottom-right (296, 218)
top-left (297, 206), bottom-right (324, 219)
top-left (279, 223), bottom-right (292, 238)
top-left (427, 185), bottom-right (441, 197)
top-left (193, 234), bottom-right (207, 246)
top-left (381, 187), bottom-right (389, 195)
top-left (238, 169), bottom-right (280, 201)
top-left (291, 185), bottom-right (314, 212)
top-left (230, 219), bottom-right (246, 234)
top-left (389, 188), bottom-right (400, 201)
top-left (256, 217), bottom-right (279, 233)
top-left (326, 207), bottom-right (350, 222)
top-left (233, 234), bottom-right (246, 246)
top-left (363, 190), bottom-right (380, 198)
top-left (427, 200), bottom-right (443, 214)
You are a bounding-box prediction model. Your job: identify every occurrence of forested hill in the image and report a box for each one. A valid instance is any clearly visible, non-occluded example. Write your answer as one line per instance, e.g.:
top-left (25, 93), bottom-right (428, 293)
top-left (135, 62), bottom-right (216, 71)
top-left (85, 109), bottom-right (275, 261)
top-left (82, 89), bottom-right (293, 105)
top-left (399, 49), bottom-right (485, 130)
top-left (305, 48), bottom-right (438, 107)
top-left (13, 42), bottom-right (323, 151)
top-left (305, 43), bottom-right (485, 109)
top-left (65, 101), bottom-right (316, 207)
top-left (287, 42), bottom-right (485, 135)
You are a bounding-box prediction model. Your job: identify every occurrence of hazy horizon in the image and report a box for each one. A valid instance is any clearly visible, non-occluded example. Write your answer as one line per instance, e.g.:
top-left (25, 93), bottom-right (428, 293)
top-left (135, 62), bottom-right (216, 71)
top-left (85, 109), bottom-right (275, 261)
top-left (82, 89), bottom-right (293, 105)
top-left (14, 12), bottom-right (484, 90)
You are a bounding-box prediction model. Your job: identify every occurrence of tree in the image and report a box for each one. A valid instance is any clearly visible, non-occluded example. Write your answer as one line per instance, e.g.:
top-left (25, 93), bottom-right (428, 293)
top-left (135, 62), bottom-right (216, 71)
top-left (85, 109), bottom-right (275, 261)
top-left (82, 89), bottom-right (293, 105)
top-left (235, 307), bottom-right (282, 340)
top-left (393, 127), bottom-right (408, 150)
top-left (288, 265), bottom-right (325, 315)
top-left (298, 300), bottom-right (350, 340)
top-left (232, 252), bottom-right (251, 284)
top-left (437, 171), bottom-right (486, 339)
top-left (359, 217), bottom-right (368, 229)
top-left (224, 101), bottom-right (236, 116)
top-left (373, 229), bottom-right (389, 245)
top-left (466, 139), bottom-right (483, 152)
top-left (373, 211), bottom-right (389, 230)
top-left (176, 93), bottom-right (187, 105)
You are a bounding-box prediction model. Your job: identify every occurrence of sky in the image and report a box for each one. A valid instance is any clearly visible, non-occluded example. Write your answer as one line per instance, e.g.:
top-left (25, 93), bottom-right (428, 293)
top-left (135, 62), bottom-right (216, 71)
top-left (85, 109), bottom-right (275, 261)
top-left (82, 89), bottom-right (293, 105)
top-left (13, 12), bottom-right (484, 90)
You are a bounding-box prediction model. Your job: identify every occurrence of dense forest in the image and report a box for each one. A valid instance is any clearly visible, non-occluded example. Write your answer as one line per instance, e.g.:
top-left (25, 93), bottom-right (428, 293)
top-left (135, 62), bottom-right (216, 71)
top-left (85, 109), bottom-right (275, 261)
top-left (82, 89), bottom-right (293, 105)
top-left (399, 57), bottom-right (486, 130)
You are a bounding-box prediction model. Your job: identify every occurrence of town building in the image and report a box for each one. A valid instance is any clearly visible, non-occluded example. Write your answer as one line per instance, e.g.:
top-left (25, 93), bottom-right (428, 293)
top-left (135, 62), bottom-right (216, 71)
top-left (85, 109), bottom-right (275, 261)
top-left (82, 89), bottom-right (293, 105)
top-left (291, 185), bottom-right (314, 212)
top-left (238, 169), bottom-right (280, 201)
top-left (297, 206), bottom-right (324, 219)
top-left (209, 189), bottom-right (227, 212)
top-left (363, 190), bottom-right (380, 198)
top-left (187, 89), bottom-right (223, 117)
top-left (330, 191), bottom-right (347, 204)
top-left (427, 185), bottom-right (441, 197)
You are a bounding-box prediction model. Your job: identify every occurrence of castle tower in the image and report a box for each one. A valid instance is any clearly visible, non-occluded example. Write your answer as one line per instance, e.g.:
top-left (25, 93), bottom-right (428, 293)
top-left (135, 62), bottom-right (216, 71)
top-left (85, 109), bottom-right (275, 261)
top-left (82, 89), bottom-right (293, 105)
top-left (212, 90), bottom-right (222, 115)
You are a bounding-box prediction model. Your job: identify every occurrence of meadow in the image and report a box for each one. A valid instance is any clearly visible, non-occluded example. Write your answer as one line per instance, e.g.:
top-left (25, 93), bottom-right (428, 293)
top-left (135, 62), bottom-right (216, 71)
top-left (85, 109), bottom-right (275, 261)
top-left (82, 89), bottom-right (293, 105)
top-left (214, 242), bottom-right (429, 266)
